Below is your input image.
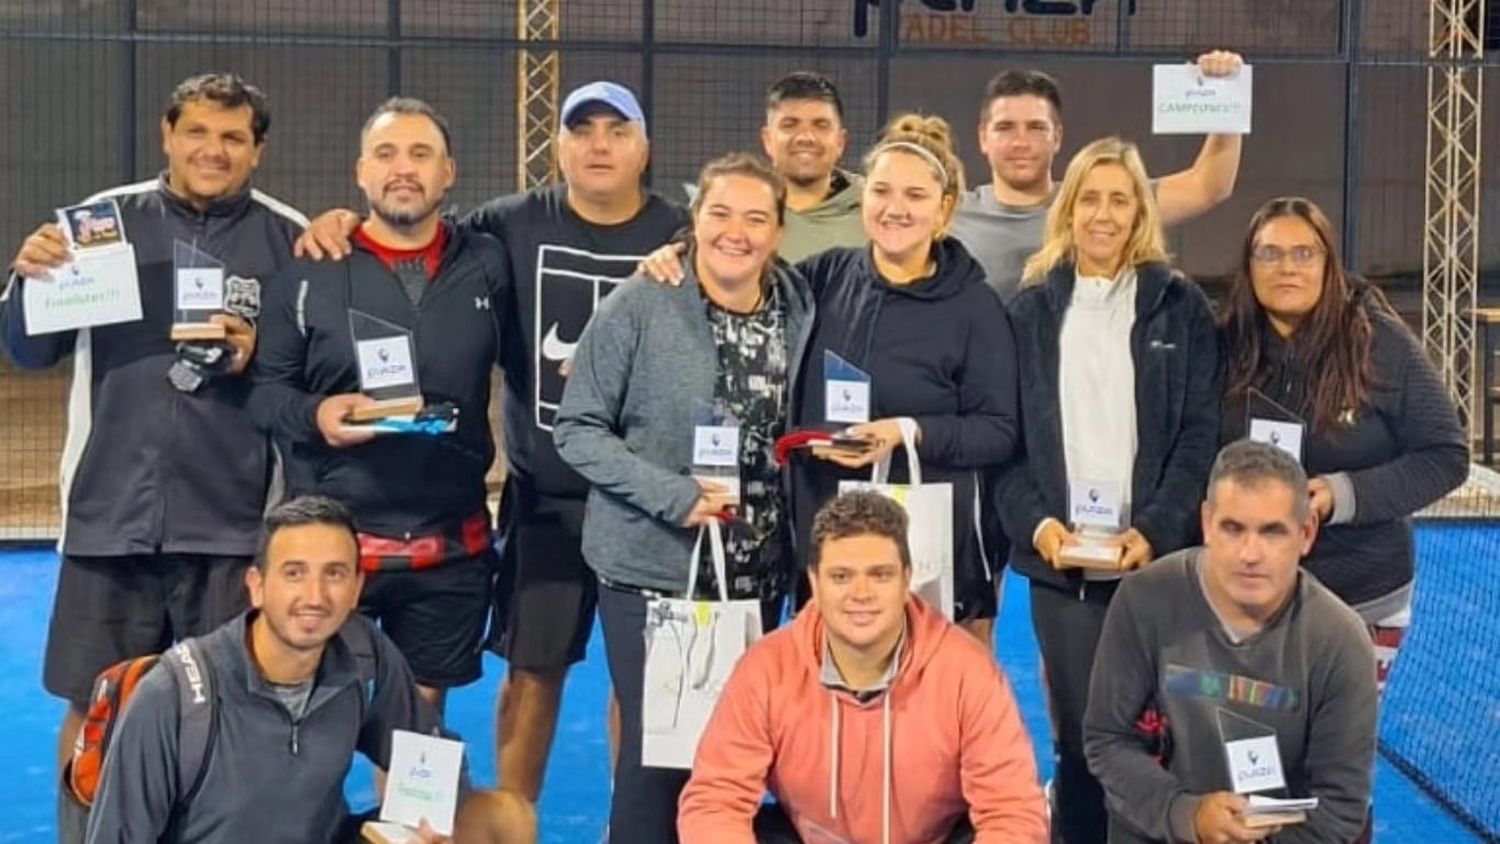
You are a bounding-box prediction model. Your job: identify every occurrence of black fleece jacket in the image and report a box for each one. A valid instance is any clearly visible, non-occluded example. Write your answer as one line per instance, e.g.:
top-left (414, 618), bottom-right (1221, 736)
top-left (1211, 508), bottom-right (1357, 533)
top-left (996, 261), bottom-right (1222, 591)
top-left (790, 239), bottom-right (1020, 619)
top-left (248, 228), bottom-right (510, 538)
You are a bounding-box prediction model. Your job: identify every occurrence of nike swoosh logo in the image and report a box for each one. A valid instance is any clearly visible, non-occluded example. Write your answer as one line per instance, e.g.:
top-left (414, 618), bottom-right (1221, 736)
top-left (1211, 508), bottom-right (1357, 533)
top-left (541, 322), bottom-right (577, 362)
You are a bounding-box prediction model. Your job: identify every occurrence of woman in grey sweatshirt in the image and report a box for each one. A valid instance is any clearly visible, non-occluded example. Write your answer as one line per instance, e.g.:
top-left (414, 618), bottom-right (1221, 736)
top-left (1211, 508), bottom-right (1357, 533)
top-left (553, 152), bottom-right (815, 843)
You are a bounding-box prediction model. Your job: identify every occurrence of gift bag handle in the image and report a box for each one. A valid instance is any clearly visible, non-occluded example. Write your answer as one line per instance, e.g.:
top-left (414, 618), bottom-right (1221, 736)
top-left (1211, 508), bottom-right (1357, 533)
top-left (869, 417), bottom-right (922, 486)
top-left (684, 518), bottom-right (730, 602)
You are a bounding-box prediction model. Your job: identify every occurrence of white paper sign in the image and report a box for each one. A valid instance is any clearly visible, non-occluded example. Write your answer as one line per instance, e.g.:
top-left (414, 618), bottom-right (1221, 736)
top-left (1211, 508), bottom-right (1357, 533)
top-left (357, 335), bottom-right (417, 391)
top-left (1069, 479), bottom-right (1122, 530)
top-left (1249, 418), bottom-right (1304, 462)
top-left (826, 379), bottom-right (870, 424)
top-left (21, 246), bottom-right (144, 335)
top-left (692, 425), bottom-right (740, 467)
top-left (175, 267), bottom-right (225, 312)
top-left (381, 730), bottom-right (464, 835)
top-left (1226, 735), bottom-right (1287, 794)
top-left (1153, 64), bottom-right (1253, 135)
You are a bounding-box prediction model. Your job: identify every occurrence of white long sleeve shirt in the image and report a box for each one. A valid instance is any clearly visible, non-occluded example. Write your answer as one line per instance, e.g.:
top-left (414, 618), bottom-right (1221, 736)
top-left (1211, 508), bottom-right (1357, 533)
top-left (1058, 268), bottom-right (1140, 549)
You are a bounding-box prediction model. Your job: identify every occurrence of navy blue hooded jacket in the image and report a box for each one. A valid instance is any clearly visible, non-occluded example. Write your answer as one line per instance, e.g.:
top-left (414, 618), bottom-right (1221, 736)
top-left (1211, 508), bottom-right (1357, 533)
top-left (791, 239), bottom-right (1020, 620)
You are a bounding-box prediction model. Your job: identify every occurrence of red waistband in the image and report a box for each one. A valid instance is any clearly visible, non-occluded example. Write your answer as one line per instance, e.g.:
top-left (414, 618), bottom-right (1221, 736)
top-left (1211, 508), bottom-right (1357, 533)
top-left (357, 511), bottom-right (492, 573)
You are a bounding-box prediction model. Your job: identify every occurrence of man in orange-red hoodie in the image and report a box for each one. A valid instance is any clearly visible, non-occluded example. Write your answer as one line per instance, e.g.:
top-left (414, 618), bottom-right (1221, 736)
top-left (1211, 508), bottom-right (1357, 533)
top-left (679, 491), bottom-right (1048, 844)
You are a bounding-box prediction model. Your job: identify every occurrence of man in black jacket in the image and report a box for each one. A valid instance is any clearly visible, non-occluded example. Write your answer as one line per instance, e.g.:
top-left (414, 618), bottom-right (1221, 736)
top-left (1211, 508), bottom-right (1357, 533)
top-left (295, 81), bottom-right (687, 812)
top-left (249, 97), bottom-right (510, 714)
top-left (0, 72), bottom-right (306, 773)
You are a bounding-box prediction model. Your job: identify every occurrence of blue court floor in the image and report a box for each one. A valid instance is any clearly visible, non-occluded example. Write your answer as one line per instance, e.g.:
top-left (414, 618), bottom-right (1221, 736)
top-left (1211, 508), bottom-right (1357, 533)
top-left (0, 547), bottom-right (1483, 842)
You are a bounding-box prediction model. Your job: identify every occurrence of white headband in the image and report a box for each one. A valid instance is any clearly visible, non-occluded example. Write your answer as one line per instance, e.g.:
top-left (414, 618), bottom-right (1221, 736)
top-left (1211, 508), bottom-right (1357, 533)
top-left (873, 141), bottom-right (949, 189)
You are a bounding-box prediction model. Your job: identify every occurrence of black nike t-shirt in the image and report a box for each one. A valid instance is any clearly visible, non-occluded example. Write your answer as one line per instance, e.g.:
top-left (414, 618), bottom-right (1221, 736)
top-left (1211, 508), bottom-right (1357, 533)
top-left (461, 185), bottom-right (687, 501)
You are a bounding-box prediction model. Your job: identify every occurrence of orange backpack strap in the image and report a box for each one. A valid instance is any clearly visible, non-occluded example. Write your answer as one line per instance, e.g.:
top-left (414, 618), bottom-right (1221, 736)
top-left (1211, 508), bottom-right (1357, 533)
top-left (68, 656), bottom-right (161, 804)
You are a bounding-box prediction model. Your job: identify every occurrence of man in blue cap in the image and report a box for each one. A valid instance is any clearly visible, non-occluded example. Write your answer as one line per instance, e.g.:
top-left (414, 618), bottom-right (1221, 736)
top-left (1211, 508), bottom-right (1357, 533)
top-left (293, 81), bottom-right (687, 822)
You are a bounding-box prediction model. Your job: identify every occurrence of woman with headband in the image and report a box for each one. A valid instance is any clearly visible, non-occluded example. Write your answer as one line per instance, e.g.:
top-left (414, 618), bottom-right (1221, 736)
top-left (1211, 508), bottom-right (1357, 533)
top-left (993, 136), bottom-right (1221, 842)
top-left (786, 114), bottom-right (1020, 644)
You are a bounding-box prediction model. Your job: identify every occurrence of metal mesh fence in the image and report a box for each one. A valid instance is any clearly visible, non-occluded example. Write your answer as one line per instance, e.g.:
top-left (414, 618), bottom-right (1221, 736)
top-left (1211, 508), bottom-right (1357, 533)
top-left (1, 0), bottom-right (1499, 835)
top-left (0, 0), bottom-right (1496, 541)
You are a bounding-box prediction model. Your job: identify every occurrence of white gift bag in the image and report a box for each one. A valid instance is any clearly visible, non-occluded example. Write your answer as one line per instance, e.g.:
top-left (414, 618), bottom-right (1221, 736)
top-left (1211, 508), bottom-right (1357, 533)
top-left (839, 418), bottom-right (955, 619)
top-left (641, 519), bottom-right (763, 769)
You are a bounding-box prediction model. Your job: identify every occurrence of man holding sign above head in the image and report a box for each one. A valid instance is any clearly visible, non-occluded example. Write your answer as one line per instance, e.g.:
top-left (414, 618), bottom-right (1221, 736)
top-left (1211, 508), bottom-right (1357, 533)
top-left (249, 97), bottom-right (510, 717)
top-left (1084, 441), bottom-right (1378, 844)
top-left (0, 72), bottom-right (305, 776)
top-left (952, 50), bottom-right (1244, 303)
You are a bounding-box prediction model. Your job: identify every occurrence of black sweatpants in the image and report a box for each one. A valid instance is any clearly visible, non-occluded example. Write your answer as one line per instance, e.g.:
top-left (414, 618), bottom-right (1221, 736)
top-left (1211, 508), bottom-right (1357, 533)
top-left (598, 581), bottom-right (691, 844)
top-left (1029, 578), bottom-right (1120, 844)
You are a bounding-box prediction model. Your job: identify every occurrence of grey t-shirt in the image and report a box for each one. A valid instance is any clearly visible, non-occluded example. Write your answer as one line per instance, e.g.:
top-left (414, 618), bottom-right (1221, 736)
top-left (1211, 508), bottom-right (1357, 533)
top-left (949, 184), bottom-right (1054, 303)
top-left (267, 677), bottom-right (315, 720)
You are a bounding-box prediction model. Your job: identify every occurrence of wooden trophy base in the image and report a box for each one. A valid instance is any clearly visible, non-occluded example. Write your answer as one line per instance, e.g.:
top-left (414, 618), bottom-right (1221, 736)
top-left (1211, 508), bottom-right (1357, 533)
top-left (1059, 542), bottom-right (1123, 572)
top-left (348, 396), bottom-right (424, 422)
top-left (171, 322), bottom-right (227, 341)
top-left (1243, 811), bottom-right (1306, 829)
top-left (361, 821), bottom-right (420, 844)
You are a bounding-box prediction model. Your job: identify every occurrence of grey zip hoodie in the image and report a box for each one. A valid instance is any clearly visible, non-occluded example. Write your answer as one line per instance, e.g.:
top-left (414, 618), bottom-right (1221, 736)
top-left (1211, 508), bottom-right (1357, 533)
top-left (554, 260), bottom-right (815, 594)
top-left (84, 612), bottom-right (452, 844)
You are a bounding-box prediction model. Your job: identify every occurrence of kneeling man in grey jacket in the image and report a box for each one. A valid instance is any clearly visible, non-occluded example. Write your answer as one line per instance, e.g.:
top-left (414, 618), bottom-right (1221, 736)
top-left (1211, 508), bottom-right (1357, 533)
top-left (84, 497), bottom-right (532, 844)
top-left (1084, 440), bottom-right (1377, 844)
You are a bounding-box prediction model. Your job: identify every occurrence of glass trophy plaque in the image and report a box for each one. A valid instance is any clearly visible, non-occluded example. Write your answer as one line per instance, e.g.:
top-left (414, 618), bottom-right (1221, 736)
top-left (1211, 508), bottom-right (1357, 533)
top-left (171, 240), bottom-right (227, 341)
top-left (349, 309), bottom-right (423, 421)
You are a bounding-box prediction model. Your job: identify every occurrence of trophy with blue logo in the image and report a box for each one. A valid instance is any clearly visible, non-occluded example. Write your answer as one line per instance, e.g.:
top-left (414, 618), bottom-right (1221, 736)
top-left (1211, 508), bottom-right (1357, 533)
top-left (692, 400), bottom-right (742, 506)
top-left (171, 240), bottom-right (227, 341)
top-left (1061, 479), bottom-right (1124, 571)
top-left (348, 309), bottom-right (423, 421)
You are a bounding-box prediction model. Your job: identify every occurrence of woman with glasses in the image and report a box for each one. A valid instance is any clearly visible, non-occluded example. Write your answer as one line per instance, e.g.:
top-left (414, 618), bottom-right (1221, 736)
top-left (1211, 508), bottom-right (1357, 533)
top-left (1219, 196), bottom-right (1466, 697)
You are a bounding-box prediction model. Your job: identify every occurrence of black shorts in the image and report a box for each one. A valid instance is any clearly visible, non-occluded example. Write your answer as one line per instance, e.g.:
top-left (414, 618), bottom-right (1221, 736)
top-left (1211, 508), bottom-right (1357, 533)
top-left (45, 553), bottom-right (251, 706)
top-left (359, 550), bottom-right (495, 689)
top-left (488, 496), bottom-right (596, 670)
top-left (953, 529), bottom-right (1009, 623)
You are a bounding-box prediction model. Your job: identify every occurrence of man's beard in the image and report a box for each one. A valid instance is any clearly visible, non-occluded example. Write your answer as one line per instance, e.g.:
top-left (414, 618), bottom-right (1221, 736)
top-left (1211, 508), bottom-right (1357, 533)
top-left (369, 190), bottom-right (443, 227)
top-left (780, 149), bottom-right (832, 189)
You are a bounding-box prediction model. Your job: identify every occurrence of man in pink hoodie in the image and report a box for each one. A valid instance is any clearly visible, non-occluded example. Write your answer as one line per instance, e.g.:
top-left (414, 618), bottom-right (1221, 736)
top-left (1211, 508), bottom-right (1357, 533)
top-left (679, 491), bottom-right (1048, 844)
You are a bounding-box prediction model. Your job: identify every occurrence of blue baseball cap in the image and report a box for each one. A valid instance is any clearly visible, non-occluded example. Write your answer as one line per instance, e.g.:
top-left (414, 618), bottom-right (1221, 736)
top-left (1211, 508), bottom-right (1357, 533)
top-left (560, 81), bottom-right (647, 136)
